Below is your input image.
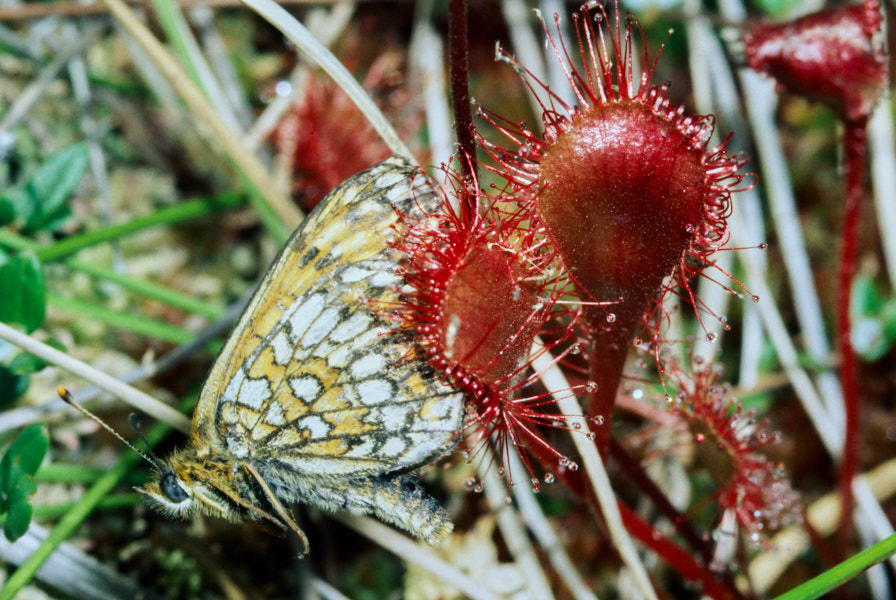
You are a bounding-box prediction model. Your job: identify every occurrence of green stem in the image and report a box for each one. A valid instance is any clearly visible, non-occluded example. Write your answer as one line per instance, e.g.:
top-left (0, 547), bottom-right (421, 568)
top-left (33, 494), bottom-right (142, 521)
top-left (35, 192), bottom-right (243, 262)
top-left (102, 0), bottom-right (299, 242)
top-left (150, 0), bottom-right (205, 90)
top-left (34, 463), bottom-right (146, 485)
top-left (0, 494), bottom-right (143, 525)
top-left (61, 260), bottom-right (225, 320)
top-left (48, 292), bottom-right (198, 345)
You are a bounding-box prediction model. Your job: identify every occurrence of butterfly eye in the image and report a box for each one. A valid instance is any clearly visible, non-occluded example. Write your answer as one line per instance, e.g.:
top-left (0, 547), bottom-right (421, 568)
top-left (160, 472), bottom-right (189, 503)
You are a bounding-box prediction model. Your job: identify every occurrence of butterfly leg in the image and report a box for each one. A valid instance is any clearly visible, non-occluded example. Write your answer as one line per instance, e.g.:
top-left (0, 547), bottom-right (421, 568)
top-left (242, 462), bottom-right (311, 557)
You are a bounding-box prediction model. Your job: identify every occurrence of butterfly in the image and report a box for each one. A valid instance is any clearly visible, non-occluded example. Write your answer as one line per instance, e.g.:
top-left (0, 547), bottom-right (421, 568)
top-left (135, 156), bottom-right (465, 555)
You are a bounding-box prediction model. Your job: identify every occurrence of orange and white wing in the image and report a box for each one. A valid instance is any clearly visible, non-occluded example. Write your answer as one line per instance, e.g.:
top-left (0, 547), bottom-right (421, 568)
top-left (193, 156), bottom-right (464, 477)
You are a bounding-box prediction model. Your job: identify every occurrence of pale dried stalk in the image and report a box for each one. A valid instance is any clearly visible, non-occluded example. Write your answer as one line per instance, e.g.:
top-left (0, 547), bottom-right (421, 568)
top-left (240, 0), bottom-right (413, 162)
top-left (0, 323), bottom-right (191, 433)
top-left (479, 463), bottom-right (556, 600)
top-left (532, 341), bottom-right (658, 600)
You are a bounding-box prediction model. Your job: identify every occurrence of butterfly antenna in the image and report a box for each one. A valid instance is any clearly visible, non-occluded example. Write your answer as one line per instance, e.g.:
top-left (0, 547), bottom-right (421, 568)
top-left (57, 386), bottom-right (162, 471)
top-left (128, 413), bottom-right (164, 466)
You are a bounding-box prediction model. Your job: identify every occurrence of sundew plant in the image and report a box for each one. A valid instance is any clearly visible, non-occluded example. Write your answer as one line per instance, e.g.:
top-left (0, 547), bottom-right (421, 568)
top-left (0, 1), bottom-right (893, 599)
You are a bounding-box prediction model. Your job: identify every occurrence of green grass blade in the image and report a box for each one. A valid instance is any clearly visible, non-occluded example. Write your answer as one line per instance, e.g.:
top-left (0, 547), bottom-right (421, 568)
top-left (774, 533), bottom-right (896, 600)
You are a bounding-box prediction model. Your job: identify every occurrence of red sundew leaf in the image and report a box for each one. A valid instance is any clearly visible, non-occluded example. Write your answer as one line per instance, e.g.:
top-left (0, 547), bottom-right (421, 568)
top-left (383, 166), bottom-right (585, 484)
top-left (476, 0), bottom-right (752, 454)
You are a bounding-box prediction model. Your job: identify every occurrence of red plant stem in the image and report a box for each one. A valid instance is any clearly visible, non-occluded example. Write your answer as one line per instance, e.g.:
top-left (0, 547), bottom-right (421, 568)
top-left (802, 504), bottom-right (838, 571)
top-left (447, 0), bottom-right (477, 220)
top-left (610, 441), bottom-right (749, 595)
top-left (836, 117), bottom-right (868, 548)
top-left (586, 303), bottom-right (644, 457)
top-left (609, 439), bottom-right (714, 565)
top-left (617, 502), bottom-right (743, 600)
top-left (533, 441), bottom-right (744, 598)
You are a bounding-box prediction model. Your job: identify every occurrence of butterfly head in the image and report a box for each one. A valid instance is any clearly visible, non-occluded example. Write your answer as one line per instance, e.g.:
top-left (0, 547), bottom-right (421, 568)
top-left (137, 447), bottom-right (311, 554)
top-left (136, 447), bottom-right (242, 523)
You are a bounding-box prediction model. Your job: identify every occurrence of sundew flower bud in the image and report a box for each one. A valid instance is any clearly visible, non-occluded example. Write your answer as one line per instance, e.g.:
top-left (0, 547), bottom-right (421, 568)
top-left (383, 166), bottom-right (583, 486)
top-left (744, 0), bottom-right (888, 122)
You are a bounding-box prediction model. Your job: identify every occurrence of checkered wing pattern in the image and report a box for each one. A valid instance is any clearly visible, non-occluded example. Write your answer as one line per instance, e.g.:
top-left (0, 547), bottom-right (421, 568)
top-left (193, 156), bottom-right (464, 478)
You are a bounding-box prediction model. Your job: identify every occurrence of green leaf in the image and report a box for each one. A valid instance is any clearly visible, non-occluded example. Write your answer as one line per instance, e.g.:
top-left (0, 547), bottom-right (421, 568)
top-left (0, 251), bottom-right (46, 332)
top-left (850, 277), bottom-right (896, 361)
top-left (4, 476), bottom-right (37, 541)
top-left (851, 316), bottom-right (887, 361)
top-left (850, 275), bottom-right (882, 317)
top-left (882, 300), bottom-right (896, 341)
top-left (0, 424), bottom-right (49, 489)
top-left (0, 196), bottom-right (15, 227)
top-left (0, 424), bottom-right (48, 542)
top-left (4, 496), bottom-right (34, 541)
top-left (0, 366), bottom-right (30, 407)
top-left (4, 189), bottom-right (32, 227)
top-left (7, 475), bottom-right (37, 507)
top-left (0, 339), bottom-right (64, 406)
top-left (22, 142), bottom-right (88, 234)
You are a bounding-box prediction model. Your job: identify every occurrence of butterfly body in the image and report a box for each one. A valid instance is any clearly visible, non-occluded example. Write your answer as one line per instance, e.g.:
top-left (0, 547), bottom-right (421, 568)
top-left (138, 156), bottom-right (464, 551)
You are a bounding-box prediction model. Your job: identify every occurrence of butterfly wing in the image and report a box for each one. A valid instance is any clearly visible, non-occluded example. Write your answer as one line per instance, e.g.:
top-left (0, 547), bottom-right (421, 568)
top-left (193, 156), bottom-right (464, 479)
